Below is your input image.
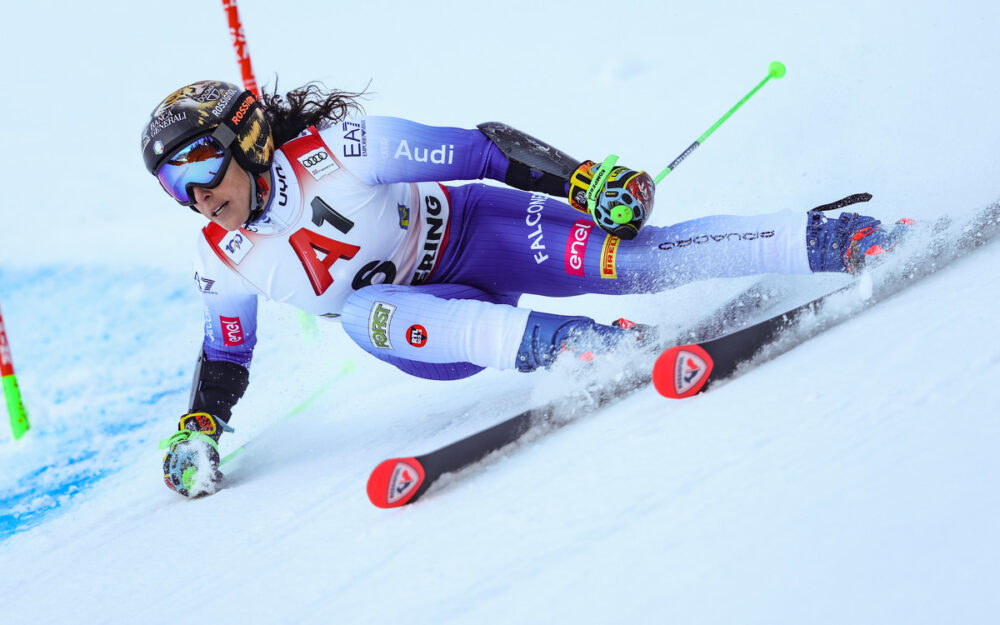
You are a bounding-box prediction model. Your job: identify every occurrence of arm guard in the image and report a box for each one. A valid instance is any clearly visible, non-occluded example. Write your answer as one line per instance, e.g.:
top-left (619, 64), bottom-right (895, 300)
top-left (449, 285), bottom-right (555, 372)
top-left (477, 122), bottom-right (582, 197)
top-left (187, 353), bottom-right (250, 422)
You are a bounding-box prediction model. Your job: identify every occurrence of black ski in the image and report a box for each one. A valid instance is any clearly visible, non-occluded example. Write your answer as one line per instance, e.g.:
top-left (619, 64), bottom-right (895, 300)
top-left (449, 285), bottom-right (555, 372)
top-left (652, 285), bottom-right (849, 397)
top-left (367, 202), bottom-right (1000, 507)
top-left (366, 371), bottom-right (651, 508)
top-left (365, 277), bottom-right (791, 508)
top-left (653, 203), bottom-right (1000, 398)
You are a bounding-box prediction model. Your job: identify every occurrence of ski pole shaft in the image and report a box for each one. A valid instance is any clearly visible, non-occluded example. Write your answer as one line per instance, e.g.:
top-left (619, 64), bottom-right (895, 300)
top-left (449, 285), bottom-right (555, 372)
top-left (653, 61), bottom-right (786, 185)
top-left (0, 303), bottom-right (30, 440)
top-left (221, 0), bottom-right (259, 96)
top-left (219, 360), bottom-right (356, 469)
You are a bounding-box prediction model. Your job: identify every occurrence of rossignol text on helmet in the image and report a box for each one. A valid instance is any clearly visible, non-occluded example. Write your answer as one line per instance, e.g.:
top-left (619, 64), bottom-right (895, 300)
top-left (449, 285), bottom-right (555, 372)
top-left (141, 80), bottom-right (274, 178)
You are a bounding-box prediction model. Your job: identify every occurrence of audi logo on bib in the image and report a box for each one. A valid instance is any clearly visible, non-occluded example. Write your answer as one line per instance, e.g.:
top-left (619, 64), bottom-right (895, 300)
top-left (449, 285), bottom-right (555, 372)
top-left (297, 147), bottom-right (340, 181)
top-left (301, 152), bottom-right (327, 168)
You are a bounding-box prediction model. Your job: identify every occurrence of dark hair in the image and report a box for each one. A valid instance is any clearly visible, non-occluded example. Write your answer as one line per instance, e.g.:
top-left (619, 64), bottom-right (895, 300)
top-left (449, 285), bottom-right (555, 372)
top-left (260, 81), bottom-right (368, 146)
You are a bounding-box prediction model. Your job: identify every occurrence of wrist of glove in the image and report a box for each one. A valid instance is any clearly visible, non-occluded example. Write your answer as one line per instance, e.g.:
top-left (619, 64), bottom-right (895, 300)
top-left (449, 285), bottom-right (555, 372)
top-left (568, 159), bottom-right (655, 240)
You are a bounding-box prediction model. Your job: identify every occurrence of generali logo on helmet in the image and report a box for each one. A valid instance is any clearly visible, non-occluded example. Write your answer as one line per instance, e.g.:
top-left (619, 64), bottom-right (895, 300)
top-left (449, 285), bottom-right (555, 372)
top-left (147, 111), bottom-right (188, 138)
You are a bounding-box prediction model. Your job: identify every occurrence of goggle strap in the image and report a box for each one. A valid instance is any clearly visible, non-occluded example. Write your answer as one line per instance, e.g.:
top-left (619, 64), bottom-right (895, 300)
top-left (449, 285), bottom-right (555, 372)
top-left (212, 90), bottom-right (261, 148)
top-left (212, 122), bottom-right (237, 148)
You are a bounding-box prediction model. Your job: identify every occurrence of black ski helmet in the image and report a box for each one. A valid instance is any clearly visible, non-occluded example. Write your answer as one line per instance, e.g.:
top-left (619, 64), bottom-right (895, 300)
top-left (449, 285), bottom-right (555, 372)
top-left (141, 80), bottom-right (274, 179)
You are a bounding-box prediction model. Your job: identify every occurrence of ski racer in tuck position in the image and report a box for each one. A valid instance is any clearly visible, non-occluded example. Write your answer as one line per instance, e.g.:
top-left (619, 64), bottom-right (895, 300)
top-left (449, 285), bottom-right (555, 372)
top-left (142, 80), bottom-right (900, 497)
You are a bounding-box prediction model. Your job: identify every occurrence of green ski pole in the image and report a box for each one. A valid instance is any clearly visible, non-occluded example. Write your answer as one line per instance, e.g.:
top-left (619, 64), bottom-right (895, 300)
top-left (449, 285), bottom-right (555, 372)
top-left (653, 61), bottom-right (786, 185)
top-left (592, 62), bottom-right (787, 226)
top-left (219, 359), bottom-right (357, 470)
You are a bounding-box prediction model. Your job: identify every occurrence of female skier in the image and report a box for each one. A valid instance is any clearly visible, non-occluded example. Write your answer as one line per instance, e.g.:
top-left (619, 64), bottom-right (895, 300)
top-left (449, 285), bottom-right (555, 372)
top-left (143, 80), bottom-right (895, 496)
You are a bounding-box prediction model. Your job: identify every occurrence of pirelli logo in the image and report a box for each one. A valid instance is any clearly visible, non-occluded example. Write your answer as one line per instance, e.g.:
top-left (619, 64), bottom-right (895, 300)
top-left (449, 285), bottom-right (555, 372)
top-left (600, 236), bottom-right (620, 279)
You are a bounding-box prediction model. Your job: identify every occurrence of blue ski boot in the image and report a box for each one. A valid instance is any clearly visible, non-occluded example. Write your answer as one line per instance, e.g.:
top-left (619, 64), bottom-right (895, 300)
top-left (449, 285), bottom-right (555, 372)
top-left (160, 412), bottom-right (233, 497)
top-left (806, 210), bottom-right (913, 274)
top-left (515, 312), bottom-right (655, 372)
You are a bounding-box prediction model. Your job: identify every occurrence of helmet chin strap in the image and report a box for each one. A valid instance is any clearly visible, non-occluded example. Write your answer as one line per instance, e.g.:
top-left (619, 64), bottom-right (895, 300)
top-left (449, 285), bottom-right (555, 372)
top-left (243, 170), bottom-right (268, 226)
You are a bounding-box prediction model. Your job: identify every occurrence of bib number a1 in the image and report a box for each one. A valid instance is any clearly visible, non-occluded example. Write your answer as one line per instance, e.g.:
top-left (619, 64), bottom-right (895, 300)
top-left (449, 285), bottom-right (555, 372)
top-left (289, 196), bottom-right (397, 296)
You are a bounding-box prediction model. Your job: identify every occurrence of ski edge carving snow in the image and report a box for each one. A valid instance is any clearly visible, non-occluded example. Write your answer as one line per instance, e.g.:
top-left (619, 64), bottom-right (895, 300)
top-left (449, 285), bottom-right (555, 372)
top-left (366, 200), bottom-right (1000, 508)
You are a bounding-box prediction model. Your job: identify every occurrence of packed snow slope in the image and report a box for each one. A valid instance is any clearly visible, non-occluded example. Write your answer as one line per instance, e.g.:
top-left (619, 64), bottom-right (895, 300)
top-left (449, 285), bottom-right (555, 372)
top-left (1, 1), bottom-right (999, 623)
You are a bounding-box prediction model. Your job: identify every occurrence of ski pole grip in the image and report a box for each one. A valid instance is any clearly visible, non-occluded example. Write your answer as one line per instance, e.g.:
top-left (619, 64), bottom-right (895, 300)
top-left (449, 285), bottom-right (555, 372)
top-left (586, 154), bottom-right (619, 220)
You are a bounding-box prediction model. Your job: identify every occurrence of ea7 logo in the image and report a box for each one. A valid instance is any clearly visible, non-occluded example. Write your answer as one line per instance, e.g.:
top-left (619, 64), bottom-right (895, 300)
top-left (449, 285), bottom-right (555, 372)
top-left (342, 120), bottom-right (367, 158)
top-left (193, 272), bottom-right (216, 294)
top-left (220, 316), bottom-right (245, 346)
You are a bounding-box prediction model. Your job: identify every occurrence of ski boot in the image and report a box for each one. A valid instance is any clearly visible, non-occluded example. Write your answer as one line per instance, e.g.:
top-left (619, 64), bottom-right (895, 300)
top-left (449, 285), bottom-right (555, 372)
top-left (806, 210), bottom-right (913, 274)
top-left (515, 311), bottom-right (656, 372)
top-left (160, 412), bottom-right (232, 497)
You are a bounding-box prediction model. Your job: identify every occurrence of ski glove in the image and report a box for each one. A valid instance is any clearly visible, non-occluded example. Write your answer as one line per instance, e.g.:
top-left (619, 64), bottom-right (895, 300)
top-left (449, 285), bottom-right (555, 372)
top-left (160, 412), bottom-right (231, 497)
top-left (568, 159), bottom-right (655, 240)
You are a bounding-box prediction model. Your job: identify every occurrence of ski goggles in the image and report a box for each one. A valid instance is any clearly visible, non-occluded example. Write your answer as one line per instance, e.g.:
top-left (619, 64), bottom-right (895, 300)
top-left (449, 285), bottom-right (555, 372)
top-left (155, 133), bottom-right (234, 206)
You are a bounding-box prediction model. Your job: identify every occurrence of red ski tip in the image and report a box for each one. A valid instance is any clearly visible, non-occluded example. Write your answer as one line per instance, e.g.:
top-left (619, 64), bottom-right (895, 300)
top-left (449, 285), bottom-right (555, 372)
top-left (653, 344), bottom-right (714, 398)
top-left (367, 457), bottom-right (426, 508)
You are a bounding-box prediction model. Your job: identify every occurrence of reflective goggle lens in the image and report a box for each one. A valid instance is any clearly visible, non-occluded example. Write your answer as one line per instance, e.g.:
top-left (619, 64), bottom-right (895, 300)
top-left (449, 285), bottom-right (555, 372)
top-left (156, 136), bottom-right (230, 205)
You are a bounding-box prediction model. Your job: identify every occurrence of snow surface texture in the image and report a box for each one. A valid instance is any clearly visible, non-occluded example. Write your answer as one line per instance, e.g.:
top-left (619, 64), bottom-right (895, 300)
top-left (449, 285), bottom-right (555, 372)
top-left (1, 0), bottom-right (999, 623)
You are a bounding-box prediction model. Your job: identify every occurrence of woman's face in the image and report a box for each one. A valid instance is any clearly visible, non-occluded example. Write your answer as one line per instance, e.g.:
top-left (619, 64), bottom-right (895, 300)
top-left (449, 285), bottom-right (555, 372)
top-left (190, 158), bottom-right (252, 231)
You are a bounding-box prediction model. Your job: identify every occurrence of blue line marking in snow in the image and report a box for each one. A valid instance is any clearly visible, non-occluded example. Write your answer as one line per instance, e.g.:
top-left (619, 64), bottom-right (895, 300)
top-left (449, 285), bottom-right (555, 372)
top-left (0, 447), bottom-right (119, 542)
top-left (0, 468), bottom-right (116, 541)
top-left (0, 266), bottom-right (198, 543)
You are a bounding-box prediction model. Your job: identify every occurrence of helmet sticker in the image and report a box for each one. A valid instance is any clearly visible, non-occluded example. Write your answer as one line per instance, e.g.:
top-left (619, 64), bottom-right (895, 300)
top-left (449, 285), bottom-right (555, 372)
top-left (143, 80), bottom-right (274, 177)
top-left (146, 111), bottom-right (188, 139)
